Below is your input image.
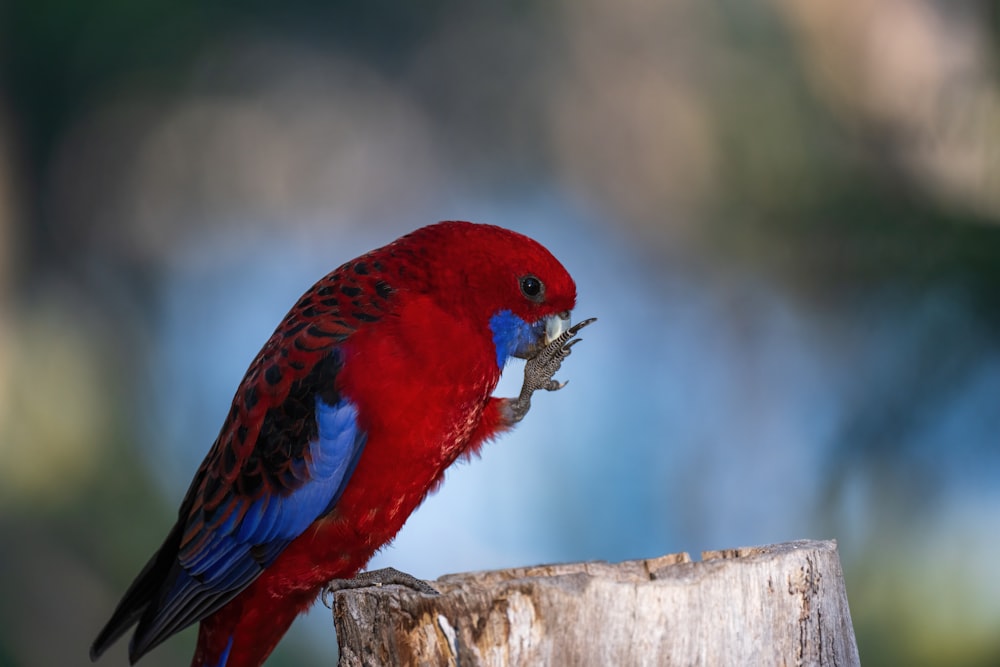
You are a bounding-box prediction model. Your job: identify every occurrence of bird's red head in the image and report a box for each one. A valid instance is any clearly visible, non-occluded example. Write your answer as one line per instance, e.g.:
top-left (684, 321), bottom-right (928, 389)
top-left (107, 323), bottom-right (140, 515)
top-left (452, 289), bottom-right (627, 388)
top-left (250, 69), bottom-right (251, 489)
top-left (388, 221), bottom-right (578, 365)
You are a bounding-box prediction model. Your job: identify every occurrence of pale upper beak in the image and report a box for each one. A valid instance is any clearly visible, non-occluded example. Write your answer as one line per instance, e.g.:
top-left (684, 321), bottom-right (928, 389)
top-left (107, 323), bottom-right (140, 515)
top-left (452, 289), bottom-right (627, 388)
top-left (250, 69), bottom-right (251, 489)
top-left (511, 311), bottom-right (573, 360)
top-left (544, 311), bottom-right (572, 345)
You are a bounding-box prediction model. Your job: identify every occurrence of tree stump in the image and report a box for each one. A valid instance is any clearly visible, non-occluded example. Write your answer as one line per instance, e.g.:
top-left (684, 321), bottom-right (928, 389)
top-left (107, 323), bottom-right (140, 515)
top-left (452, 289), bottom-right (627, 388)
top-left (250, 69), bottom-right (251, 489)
top-left (332, 539), bottom-right (859, 666)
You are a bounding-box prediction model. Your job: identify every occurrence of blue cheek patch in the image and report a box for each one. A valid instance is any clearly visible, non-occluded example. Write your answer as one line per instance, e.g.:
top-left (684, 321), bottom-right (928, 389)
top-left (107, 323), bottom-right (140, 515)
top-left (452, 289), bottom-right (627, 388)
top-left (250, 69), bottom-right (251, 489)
top-left (489, 310), bottom-right (542, 368)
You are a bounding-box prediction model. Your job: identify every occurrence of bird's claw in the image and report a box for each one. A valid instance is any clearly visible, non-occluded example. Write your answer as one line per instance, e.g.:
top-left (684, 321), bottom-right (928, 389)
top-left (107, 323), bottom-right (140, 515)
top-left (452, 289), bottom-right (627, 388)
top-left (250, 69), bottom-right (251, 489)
top-left (526, 317), bottom-right (596, 394)
top-left (321, 567), bottom-right (438, 607)
top-left (504, 317), bottom-right (596, 425)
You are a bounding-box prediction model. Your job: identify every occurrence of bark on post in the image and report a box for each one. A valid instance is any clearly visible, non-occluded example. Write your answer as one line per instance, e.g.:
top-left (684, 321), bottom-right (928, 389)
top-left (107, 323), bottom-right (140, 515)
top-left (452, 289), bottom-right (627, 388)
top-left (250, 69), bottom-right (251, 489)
top-left (332, 539), bottom-right (860, 666)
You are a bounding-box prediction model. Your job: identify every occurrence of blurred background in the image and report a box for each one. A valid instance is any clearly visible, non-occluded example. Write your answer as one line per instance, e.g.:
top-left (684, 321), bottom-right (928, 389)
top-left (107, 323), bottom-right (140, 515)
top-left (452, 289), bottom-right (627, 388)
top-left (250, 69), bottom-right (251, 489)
top-left (2, 0), bottom-right (999, 665)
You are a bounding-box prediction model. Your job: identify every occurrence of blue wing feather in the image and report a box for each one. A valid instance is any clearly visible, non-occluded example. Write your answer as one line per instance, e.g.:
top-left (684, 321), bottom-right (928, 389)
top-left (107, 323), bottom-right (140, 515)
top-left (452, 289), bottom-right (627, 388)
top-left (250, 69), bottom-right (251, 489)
top-left (129, 394), bottom-right (366, 659)
top-left (181, 395), bottom-right (365, 579)
top-left (193, 395), bottom-right (363, 559)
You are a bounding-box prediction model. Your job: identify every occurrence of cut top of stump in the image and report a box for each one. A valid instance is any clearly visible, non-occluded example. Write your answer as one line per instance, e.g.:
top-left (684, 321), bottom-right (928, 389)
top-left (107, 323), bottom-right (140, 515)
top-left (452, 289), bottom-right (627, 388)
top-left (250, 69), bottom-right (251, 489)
top-left (333, 539), bottom-right (860, 667)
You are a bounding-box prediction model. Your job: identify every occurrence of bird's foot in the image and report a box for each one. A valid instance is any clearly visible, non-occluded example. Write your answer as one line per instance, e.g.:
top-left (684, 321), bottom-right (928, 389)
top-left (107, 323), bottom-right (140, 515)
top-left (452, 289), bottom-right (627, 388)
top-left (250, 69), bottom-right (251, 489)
top-left (503, 317), bottom-right (597, 425)
top-left (321, 567), bottom-right (438, 607)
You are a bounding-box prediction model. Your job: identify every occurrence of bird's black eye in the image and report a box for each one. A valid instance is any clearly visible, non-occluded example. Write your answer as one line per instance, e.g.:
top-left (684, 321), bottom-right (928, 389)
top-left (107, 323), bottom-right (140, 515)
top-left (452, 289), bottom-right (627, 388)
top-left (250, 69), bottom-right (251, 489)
top-left (520, 275), bottom-right (544, 301)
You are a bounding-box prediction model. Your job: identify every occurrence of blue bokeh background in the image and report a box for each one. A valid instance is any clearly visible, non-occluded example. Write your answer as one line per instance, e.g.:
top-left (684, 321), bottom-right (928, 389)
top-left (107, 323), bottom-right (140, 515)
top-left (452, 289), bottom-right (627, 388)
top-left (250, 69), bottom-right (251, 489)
top-left (1, 2), bottom-right (999, 665)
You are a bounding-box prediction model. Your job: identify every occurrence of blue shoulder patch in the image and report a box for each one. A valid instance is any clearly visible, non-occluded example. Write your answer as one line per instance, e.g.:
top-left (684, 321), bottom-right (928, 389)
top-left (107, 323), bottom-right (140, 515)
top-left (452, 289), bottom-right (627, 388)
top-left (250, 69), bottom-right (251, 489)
top-left (147, 396), bottom-right (367, 653)
top-left (233, 395), bottom-right (366, 547)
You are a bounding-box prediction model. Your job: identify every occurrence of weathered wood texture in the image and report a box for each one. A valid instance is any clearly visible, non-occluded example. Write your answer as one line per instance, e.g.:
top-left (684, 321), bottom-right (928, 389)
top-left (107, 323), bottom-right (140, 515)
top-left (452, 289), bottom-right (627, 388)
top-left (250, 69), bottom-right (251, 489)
top-left (333, 539), bottom-right (859, 666)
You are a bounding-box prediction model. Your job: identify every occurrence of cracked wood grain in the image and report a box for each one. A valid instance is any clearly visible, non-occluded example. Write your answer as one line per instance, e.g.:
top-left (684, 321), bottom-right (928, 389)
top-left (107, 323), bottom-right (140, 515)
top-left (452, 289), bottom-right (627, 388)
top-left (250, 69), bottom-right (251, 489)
top-left (332, 539), bottom-right (859, 666)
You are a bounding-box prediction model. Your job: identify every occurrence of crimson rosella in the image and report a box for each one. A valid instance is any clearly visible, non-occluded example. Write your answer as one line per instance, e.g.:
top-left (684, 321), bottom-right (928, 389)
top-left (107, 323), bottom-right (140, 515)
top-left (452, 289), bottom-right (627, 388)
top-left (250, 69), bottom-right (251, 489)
top-left (91, 221), bottom-right (594, 667)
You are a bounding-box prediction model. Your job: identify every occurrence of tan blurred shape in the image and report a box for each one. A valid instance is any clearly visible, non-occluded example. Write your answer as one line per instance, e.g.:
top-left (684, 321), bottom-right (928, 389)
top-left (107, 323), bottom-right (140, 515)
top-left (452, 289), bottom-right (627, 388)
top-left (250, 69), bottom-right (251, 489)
top-left (0, 99), bottom-right (16, 482)
top-left (547, 0), bottom-right (720, 242)
top-left (0, 101), bottom-right (112, 508)
top-left (774, 0), bottom-right (1000, 219)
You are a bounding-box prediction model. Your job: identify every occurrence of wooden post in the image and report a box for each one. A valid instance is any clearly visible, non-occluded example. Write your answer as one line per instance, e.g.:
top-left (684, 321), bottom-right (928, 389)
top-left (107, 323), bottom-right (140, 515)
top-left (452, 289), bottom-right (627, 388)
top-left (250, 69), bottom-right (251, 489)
top-left (332, 539), bottom-right (860, 666)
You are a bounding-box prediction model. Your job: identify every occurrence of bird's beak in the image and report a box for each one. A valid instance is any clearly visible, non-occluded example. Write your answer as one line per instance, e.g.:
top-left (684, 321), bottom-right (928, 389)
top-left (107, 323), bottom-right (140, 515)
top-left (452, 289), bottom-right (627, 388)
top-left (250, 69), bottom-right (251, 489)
top-left (509, 311), bottom-right (573, 361)
top-left (544, 311), bottom-right (572, 346)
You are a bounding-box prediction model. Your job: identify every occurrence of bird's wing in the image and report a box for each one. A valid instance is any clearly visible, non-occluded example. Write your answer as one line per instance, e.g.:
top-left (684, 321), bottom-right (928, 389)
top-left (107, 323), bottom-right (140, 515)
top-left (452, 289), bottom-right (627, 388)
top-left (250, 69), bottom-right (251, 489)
top-left (138, 310), bottom-right (368, 651)
top-left (91, 295), bottom-right (373, 662)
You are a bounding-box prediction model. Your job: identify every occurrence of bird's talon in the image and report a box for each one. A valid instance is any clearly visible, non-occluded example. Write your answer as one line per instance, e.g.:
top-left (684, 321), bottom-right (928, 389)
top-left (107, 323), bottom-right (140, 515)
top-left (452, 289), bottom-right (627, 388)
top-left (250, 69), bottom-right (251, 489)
top-left (323, 567), bottom-right (438, 601)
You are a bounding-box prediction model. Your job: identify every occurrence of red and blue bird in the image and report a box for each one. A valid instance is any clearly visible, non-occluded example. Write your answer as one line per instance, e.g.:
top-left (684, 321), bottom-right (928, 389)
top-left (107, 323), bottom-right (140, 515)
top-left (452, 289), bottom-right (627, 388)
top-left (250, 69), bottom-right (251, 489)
top-left (91, 221), bottom-right (594, 667)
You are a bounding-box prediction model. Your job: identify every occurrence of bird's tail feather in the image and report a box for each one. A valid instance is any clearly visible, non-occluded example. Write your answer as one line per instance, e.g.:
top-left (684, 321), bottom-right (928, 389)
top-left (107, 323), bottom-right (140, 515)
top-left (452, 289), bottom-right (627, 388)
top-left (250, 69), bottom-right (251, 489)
top-left (90, 521), bottom-right (183, 662)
